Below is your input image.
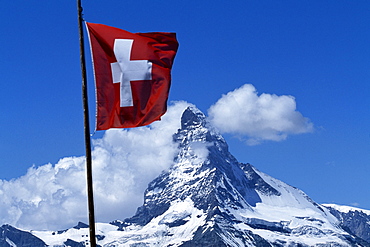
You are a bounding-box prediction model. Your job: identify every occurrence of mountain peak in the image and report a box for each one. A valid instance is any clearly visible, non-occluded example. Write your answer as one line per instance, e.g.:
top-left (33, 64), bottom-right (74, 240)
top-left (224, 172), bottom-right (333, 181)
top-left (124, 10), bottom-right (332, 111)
top-left (180, 106), bottom-right (207, 130)
top-left (175, 106), bottom-right (229, 157)
top-left (4, 107), bottom-right (369, 246)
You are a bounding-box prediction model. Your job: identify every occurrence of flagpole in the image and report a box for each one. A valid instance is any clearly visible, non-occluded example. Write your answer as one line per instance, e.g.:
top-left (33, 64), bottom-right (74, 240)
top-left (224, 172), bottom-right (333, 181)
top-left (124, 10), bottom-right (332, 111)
top-left (77, 1), bottom-right (97, 247)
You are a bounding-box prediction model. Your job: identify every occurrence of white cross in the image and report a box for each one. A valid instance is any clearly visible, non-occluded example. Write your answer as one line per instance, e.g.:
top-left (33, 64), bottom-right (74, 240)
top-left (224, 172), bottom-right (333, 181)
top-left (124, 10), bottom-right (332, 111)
top-left (110, 39), bottom-right (152, 107)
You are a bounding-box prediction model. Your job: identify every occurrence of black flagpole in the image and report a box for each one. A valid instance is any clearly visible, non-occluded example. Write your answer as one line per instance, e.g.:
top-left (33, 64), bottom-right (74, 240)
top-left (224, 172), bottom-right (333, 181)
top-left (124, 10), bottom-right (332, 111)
top-left (77, 1), bottom-right (97, 247)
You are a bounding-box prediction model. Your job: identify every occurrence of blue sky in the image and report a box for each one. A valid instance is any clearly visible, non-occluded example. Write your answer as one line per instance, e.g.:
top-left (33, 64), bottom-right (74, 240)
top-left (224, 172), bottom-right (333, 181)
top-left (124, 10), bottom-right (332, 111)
top-left (0, 0), bottom-right (369, 230)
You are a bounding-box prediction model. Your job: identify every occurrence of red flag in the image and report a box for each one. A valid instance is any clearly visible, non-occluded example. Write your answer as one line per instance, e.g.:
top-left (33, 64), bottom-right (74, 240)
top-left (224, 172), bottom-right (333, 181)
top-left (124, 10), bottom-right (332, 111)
top-left (86, 22), bottom-right (179, 130)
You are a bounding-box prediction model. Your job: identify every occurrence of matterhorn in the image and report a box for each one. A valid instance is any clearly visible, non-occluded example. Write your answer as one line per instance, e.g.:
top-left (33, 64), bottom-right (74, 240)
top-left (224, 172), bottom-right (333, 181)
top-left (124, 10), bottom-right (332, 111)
top-left (1, 107), bottom-right (370, 246)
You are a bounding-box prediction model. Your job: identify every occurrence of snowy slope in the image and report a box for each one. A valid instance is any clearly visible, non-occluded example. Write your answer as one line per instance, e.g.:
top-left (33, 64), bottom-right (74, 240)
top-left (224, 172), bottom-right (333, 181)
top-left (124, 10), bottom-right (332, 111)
top-left (229, 167), bottom-right (352, 246)
top-left (323, 204), bottom-right (370, 216)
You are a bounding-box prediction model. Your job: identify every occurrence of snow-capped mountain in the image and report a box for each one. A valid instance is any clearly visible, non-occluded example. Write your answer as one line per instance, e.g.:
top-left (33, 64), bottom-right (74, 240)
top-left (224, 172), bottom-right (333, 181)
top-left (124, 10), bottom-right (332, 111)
top-left (1, 107), bottom-right (370, 246)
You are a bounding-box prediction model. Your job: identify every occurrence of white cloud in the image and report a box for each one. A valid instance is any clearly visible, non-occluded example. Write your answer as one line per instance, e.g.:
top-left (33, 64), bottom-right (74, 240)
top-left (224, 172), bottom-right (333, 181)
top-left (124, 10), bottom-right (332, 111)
top-left (189, 142), bottom-right (210, 165)
top-left (0, 101), bottom-right (192, 231)
top-left (208, 84), bottom-right (313, 145)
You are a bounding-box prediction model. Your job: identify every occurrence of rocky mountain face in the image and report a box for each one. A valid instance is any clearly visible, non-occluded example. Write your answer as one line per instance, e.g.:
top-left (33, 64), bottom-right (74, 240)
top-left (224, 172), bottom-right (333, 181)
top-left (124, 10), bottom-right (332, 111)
top-left (0, 225), bottom-right (47, 247)
top-left (323, 204), bottom-right (370, 246)
top-left (1, 107), bottom-right (370, 246)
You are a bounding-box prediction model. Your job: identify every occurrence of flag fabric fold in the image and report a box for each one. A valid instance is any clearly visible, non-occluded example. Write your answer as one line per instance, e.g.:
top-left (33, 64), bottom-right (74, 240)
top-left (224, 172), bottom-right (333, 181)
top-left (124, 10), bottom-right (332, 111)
top-left (86, 22), bottom-right (178, 130)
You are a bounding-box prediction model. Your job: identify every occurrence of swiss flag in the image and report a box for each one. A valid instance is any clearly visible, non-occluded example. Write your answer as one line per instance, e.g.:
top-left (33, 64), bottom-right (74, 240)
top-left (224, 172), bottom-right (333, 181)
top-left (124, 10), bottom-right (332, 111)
top-left (86, 22), bottom-right (179, 130)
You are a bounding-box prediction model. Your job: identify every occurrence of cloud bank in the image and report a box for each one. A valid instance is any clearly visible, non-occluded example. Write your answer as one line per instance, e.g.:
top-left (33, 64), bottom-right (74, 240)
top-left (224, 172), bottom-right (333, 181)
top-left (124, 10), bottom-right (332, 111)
top-left (0, 101), bottom-right (191, 231)
top-left (208, 84), bottom-right (313, 145)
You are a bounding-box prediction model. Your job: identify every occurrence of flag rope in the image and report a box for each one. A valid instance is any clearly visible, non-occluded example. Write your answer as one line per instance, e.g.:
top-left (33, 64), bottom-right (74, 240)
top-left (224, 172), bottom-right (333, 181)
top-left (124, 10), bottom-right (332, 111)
top-left (76, 1), bottom-right (97, 247)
